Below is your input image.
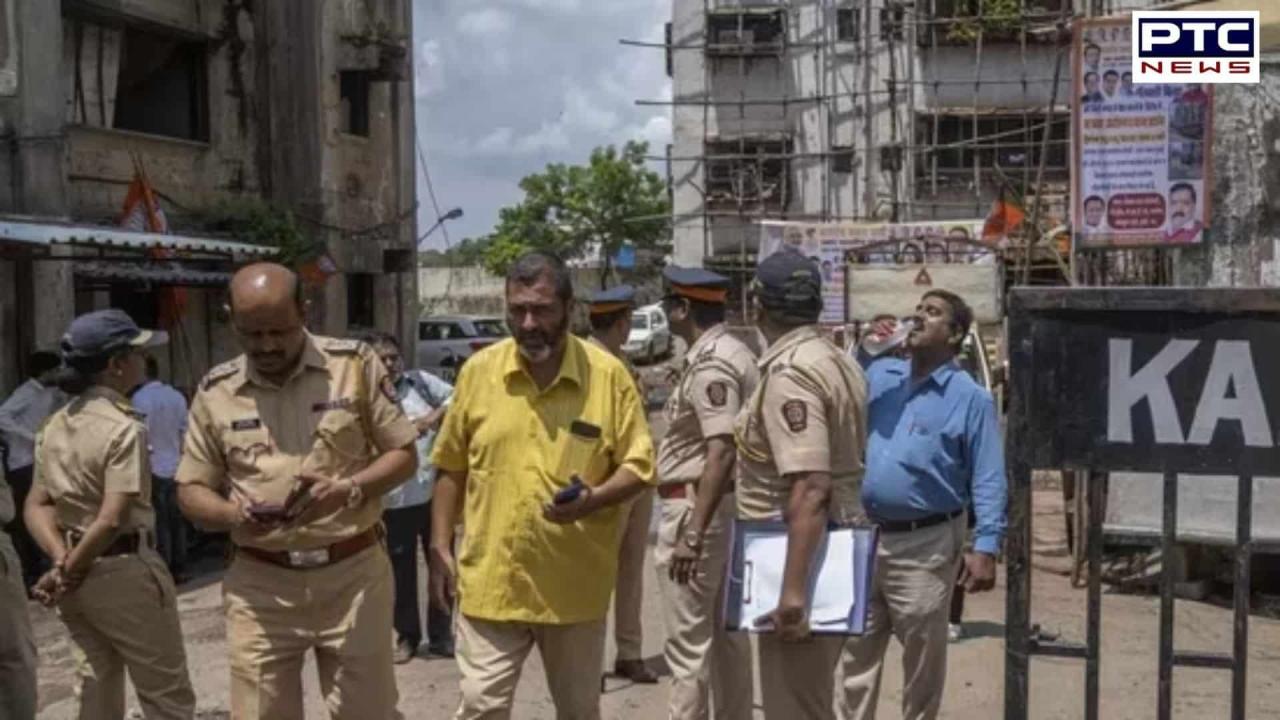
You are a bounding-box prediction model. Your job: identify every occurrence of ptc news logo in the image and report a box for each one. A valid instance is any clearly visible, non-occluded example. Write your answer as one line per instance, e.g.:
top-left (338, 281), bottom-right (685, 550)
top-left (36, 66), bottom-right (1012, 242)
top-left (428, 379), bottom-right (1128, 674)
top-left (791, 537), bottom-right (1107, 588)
top-left (1132, 11), bottom-right (1260, 84)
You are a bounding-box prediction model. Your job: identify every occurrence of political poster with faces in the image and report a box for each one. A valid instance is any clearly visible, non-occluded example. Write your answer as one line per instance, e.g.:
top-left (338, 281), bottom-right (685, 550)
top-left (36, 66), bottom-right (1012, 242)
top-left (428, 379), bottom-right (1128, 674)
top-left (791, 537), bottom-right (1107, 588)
top-left (1073, 17), bottom-right (1214, 248)
top-left (756, 219), bottom-right (987, 325)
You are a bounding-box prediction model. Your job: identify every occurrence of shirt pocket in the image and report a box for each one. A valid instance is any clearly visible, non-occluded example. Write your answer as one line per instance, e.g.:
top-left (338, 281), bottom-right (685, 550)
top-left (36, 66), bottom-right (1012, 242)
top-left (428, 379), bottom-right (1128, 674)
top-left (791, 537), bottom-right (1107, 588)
top-left (557, 421), bottom-right (612, 485)
top-left (222, 427), bottom-right (273, 479)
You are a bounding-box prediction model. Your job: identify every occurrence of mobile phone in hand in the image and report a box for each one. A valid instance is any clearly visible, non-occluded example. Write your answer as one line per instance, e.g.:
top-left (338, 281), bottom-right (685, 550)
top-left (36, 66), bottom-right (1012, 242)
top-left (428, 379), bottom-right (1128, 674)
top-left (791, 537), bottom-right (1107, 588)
top-left (553, 476), bottom-right (586, 505)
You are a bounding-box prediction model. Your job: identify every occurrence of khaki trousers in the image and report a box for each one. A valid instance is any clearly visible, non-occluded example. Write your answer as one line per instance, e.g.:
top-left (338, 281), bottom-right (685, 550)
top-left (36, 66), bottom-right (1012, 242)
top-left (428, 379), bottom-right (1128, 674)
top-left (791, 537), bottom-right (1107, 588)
top-left (0, 533), bottom-right (37, 720)
top-left (840, 515), bottom-right (965, 720)
top-left (57, 550), bottom-right (195, 720)
top-left (224, 544), bottom-right (399, 720)
top-left (454, 614), bottom-right (606, 720)
top-left (613, 487), bottom-right (653, 661)
top-left (653, 495), bottom-right (752, 720)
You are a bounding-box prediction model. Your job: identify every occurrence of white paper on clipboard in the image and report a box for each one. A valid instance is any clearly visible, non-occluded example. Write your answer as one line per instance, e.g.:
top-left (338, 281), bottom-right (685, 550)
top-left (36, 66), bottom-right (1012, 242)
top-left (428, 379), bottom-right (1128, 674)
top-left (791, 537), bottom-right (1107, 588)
top-left (725, 521), bottom-right (879, 635)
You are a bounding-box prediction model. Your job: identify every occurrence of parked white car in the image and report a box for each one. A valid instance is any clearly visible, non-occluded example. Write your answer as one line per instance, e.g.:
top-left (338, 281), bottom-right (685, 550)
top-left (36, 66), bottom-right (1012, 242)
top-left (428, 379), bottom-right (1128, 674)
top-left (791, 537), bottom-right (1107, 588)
top-left (624, 303), bottom-right (672, 364)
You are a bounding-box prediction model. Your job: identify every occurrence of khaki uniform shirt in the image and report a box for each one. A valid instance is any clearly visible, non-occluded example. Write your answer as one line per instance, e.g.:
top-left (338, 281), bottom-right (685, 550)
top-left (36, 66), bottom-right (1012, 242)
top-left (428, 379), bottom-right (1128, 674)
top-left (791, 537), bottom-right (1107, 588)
top-left (176, 334), bottom-right (417, 552)
top-left (734, 326), bottom-right (868, 523)
top-left (33, 387), bottom-right (154, 534)
top-left (657, 325), bottom-right (759, 484)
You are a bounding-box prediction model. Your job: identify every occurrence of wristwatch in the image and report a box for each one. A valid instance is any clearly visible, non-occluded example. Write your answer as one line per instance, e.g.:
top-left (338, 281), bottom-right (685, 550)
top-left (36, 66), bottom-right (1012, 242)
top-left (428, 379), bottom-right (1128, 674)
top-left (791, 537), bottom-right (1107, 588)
top-left (344, 480), bottom-right (364, 509)
top-left (681, 528), bottom-right (703, 551)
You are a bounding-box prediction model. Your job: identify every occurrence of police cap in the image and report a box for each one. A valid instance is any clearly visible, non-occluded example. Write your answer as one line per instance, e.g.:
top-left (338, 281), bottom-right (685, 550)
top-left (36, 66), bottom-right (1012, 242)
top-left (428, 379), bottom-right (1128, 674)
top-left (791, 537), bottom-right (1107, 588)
top-left (662, 265), bottom-right (730, 304)
top-left (588, 284), bottom-right (637, 315)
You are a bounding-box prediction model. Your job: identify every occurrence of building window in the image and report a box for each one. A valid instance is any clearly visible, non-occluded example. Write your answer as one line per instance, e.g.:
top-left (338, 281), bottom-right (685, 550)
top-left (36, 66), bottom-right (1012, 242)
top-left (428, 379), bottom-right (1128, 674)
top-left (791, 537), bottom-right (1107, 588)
top-left (340, 70), bottom-right (372, 137)
top-left (347, 273), bottom-right (375, 329)
top-left (915, 113), bottom-right (1069, 176)
top-left (837, 6), bottom-right (860, 42)
top-left (664, 22), bottom-right (673, 77)
top-left (112, 26), bottom-right (209, 141)
top-left (879, 5), bottom-right (905, 42)
top-left (831, 146), bottom-right (854, 174)
top-left (705, 9), bottom-right (786, 57)
top-left (703, 137), bottom-right (791, 210)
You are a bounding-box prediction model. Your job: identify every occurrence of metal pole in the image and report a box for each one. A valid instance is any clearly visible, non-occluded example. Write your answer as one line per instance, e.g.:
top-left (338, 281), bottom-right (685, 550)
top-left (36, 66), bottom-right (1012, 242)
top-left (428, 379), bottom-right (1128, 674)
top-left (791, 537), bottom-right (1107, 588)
top-left (1157, 470), bottom-right (1178, 720)
top-left (1232, 474), bottom-right (1253, 720)
top-left (1086, 470), bottom-right (1105, 720)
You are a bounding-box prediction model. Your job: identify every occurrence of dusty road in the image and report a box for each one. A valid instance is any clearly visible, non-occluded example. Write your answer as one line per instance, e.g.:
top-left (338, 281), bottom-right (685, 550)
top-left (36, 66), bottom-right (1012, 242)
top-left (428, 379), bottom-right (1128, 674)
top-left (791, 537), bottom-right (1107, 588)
top-left (29, 398), bottom-right (1280, 718)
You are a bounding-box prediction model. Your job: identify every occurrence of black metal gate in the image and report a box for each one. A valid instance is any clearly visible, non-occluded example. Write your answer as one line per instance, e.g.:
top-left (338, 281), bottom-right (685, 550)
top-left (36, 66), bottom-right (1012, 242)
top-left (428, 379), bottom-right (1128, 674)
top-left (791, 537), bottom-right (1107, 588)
top-left (1003, 287), bottom-right (1280, 720)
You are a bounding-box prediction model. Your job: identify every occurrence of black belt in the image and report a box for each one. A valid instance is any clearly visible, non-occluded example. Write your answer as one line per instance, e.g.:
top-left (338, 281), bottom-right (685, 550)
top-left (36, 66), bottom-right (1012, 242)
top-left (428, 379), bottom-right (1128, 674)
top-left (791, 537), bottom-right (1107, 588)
top-left (65, 529), bottom-right (148, 557)
top-left (874, 508), bottom-right (964, 534)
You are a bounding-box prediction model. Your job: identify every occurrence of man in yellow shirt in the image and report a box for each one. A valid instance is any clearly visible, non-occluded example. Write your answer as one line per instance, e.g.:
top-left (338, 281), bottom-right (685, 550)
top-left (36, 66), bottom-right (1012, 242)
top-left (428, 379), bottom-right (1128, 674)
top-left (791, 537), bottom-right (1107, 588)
top-left (430, 251), bottom-right (656, 720)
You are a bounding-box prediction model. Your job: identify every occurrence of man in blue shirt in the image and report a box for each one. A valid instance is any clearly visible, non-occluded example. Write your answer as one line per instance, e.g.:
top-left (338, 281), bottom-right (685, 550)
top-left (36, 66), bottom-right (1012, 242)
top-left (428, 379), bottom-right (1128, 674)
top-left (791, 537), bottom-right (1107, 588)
top-left (841, 289), bottom-right (1007, 720)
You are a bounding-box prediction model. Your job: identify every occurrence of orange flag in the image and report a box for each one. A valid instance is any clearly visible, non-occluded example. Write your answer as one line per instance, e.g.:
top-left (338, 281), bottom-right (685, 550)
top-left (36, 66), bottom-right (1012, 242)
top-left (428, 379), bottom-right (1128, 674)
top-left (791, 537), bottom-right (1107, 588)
top-left (982, 199), bottom-right (1026, 241)
top-left (120, 164), bottom-right (188, 330)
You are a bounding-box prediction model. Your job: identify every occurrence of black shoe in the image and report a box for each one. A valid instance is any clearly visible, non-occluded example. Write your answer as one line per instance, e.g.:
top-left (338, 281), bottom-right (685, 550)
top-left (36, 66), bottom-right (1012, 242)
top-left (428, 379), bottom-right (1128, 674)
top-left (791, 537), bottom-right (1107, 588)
top-left (394, 639), bottom-right (417, 665)
top-left (427, 642), bottom-right (455, 658)
top-left (614, 658), bottom-right (658, 684)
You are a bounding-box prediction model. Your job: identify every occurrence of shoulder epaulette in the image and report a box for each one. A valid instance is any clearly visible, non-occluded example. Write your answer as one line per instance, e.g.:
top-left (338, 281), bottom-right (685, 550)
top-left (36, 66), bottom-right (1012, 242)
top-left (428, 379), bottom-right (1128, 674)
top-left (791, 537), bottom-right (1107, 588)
top-left (201, 358), bottom-right (241, 391)
top-left (113, 400), bottom-right (145, 420)
top-left (322, 338), bottom-right (365, 355)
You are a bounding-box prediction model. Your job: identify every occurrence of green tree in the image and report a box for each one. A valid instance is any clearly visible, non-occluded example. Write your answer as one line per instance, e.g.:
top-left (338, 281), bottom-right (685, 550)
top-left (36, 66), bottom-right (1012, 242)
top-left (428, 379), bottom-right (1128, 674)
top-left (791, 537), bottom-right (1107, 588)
top-left (481, 141), bottom-right (671, 286)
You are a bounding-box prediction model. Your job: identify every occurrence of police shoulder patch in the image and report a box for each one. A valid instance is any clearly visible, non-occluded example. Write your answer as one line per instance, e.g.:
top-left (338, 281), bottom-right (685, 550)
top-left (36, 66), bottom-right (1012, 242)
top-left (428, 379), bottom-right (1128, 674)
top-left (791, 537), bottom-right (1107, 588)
top-left (201, 358), bottom-right (241, 391)
top-left (706, 381), bottom-right (728, 407)
top-left (781, 400), bottom-right (808, 432)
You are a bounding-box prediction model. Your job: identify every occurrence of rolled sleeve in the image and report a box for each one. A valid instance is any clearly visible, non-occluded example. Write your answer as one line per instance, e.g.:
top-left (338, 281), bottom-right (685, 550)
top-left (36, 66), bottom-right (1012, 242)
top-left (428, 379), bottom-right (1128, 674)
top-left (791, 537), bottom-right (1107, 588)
top-left (103, 424), bottom-right (148, 495)
top-left (430, 364), bottom-right (471, 473)
top-left (968, 392), bottom-right (1008, 555)
top-left (762, 369), bottom-right (830, 477)
top-left (611, 367), bottom-right (655, 484)
top-left (361, 349), bottom-right (418, 453)
top-left (175, 395), bottom-right (226, 491)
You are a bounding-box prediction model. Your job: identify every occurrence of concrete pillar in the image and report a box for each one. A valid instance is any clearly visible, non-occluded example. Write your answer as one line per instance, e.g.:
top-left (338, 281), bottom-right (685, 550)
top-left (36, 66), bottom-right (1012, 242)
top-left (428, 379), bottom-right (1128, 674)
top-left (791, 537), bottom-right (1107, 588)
top-left (14, 1), bottom-right (72, 347)
top-left (1173, 57), bottom-right (1280, 288)
top-left (0, 258), bottom-right (16, 394)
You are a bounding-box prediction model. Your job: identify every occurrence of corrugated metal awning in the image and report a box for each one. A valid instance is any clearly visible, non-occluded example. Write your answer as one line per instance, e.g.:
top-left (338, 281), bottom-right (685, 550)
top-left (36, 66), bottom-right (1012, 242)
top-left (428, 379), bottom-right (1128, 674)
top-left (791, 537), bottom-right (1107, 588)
top-left (0, 216), bottom-right (275, 257)
top-left (73, 262), bottom-right (232, 287)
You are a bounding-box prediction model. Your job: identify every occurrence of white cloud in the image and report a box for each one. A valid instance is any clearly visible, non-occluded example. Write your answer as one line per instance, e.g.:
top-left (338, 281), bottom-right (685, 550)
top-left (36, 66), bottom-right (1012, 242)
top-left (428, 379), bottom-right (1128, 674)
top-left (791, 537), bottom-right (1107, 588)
top-left (457, 8), bottom-right (514, 37)
top-left (514, 122), bottom-right (572, 154)
top-left (414, 40), bottom-right (444, 99)
top-left (475, 127), bottom-right (516, 154)
top-left (505, 0), bottom-right (582, 12)
top-left (637, 115), bottom-right (672, 148)
top-left (564, 85), bottom-right (619, 134)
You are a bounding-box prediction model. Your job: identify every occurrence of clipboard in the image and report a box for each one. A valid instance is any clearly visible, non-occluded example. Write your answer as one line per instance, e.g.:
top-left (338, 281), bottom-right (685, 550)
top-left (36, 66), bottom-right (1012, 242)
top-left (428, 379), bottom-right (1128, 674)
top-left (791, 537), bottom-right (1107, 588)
top-left (723, 519), bottom-right (879, 635)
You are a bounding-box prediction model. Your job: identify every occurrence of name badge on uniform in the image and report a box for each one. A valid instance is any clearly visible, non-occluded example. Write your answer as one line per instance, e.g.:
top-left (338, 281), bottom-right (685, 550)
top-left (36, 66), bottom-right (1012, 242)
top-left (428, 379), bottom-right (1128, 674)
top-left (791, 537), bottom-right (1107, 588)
top-left (570, 420), bottom-right (602, 439)
top-left (231, 418), bottom-right (261, 431)
top-left (312, 398), bottom-right (353, 412)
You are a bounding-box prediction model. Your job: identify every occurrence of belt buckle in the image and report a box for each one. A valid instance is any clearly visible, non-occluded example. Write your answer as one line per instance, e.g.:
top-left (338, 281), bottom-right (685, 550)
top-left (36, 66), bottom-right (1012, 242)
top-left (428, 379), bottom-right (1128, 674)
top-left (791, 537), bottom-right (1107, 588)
top-left (288, 549), bottom-right (330, 568)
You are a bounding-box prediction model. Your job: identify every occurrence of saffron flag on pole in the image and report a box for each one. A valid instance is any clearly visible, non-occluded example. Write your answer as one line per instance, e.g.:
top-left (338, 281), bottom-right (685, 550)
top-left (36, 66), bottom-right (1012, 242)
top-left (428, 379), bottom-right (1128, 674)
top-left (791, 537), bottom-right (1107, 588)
top-left (982, 198), bottom-right (1026, 241)
top-left (120, 155), bottom-right (187, 329)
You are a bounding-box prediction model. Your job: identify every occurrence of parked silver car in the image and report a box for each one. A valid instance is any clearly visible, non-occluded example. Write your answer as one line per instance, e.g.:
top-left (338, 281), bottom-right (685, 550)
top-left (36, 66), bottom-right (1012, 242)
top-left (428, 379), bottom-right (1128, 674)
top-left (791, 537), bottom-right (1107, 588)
top-left (416, 315), bottom-right (508, 381)
top-left (623, 303), bottom-right (673, 364)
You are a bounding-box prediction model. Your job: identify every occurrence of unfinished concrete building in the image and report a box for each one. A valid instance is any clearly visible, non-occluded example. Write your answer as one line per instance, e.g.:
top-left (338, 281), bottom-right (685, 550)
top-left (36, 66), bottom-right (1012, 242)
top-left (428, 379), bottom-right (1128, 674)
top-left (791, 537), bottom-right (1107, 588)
top-left (0, 0), bottom-right (418, 394)
top-left (652, 0), bottom-right (1280, 290)
top-left (657, 0), bottom-right (1072, 273)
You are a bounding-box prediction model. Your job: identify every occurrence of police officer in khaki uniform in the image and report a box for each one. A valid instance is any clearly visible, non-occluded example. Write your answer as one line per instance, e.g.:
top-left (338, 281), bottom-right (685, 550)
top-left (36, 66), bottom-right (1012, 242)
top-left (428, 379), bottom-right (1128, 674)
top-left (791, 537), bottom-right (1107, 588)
top-left (23, 309), bottom-right (195, 719)
top-left (733, 252), bottom-right (868, 719)
top-left (0, 462), bottom-right (37, 719)
top-left (176, 263), bottom-right (419, 720)
top-left (586, 284), bottom-right (658, 684)
top-left (654, 266), bottom-right (755, 720)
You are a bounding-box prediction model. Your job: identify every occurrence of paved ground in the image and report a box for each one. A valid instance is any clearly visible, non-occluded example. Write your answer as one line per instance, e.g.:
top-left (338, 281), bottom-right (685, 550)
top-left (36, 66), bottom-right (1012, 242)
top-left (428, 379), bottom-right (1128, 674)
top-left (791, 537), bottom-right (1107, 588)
top-left (29, 403), bottom-right (1280, 718)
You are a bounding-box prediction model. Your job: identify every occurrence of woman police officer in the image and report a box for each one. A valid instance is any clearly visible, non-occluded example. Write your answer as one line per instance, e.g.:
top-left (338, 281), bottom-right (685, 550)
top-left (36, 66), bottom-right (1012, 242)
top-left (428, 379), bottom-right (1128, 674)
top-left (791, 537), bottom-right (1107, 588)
top-left (24, 308), bottom-right (195, 719)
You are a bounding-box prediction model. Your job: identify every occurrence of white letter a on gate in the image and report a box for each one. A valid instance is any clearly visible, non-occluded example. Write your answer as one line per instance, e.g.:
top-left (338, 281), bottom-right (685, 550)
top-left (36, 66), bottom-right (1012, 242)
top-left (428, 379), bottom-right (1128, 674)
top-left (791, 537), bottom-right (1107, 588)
top-left (1188, 341), bottom-right (1273, 447)
top-left (1108, 338), bottom-right (1199, 444)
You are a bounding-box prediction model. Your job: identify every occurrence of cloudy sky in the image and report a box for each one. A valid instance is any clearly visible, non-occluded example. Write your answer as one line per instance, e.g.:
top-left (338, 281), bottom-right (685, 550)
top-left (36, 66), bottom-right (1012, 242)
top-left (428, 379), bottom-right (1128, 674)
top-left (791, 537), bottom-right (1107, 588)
top-left (411, 0), bottom-right (673, 250)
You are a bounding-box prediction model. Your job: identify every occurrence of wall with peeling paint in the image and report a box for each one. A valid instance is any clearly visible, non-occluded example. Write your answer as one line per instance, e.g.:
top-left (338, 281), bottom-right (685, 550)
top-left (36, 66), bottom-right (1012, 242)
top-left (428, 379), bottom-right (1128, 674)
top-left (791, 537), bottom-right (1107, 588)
top-left (1173, 56), bottom-right (1280, 289)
